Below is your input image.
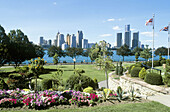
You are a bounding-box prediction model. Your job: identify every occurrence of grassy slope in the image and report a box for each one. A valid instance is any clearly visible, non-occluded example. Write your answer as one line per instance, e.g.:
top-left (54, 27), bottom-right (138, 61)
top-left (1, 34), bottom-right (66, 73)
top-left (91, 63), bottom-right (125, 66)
top-left (1, 101), bottom-right (169, 112)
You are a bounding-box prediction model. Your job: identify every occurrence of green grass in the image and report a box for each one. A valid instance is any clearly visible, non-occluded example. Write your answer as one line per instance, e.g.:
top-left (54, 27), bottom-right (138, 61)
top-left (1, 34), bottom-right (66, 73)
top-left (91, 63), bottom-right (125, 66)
top-left (1, 101), bottom-right (169, 112)
top-left (40, 64), bottom-right (110, 82)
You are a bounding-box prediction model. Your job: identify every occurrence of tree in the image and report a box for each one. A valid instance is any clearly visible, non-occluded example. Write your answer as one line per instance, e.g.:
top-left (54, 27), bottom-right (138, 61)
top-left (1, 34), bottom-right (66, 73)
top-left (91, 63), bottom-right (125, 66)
top-left (0, 25), bottom-right (10, 67)
top-left (82, 48), bottom-right (90, 63)
top-left (34, 45), bottom-right (45, 58)
top-left (117, 44), bottom-right (131, 61)
top-left (95, 41), bottom-right (114, 88)
top-left (135, 52), bottom-right (140, 62)
top-left (132, 47), bottom-right (143, 55)
top-left (155, 47), bottom-right (168, 56)
top-left (66, 47), bottom-right (83, 60)
top-left (140, 45), bottom-right (152, 61)
top-left (48, 46), bottom-right (65, 58)
top-left (53, 53), bottom-right (59, 66)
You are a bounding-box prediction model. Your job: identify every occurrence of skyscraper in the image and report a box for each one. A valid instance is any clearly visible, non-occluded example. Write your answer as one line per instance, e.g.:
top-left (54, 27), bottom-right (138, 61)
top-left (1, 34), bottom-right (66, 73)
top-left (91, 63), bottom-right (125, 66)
top-left (82, 39), bottom-right (88, 49)
top-left (62, 43), bottom-right (68, 50)
top-left (117, 33), bottom-right (122, 48)
top-left (57, 34), bottom-right (65, 47)
top-left (56, 31), bottom-right (60, 47)
top-left (66, 34), bottom-right (71, 47)
top-left (132, 32), bottom-right (139, 49)
top-left (40, 36), bottom-right (44, 46)
top-left (77, 31), bottom-right (83, 48)
top-left (70, 34), bottom-right (76, 48)
top-left (48, 39), bottom-right (52, 46)
top-left (124, 24), bottom-right (131, 48)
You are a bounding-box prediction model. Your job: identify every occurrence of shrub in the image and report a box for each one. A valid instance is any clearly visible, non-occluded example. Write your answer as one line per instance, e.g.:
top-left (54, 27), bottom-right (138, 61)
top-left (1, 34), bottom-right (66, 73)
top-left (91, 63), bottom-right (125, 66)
top-left (131, 67), bottom-right (142, 77)
top-left (163, 72), bottom-right (170, 87)
top-left (0, 78), bottom-right (8, 90)
top-left (74, 84), bottom-right (82, 91)
top-left (128, 63), bottom-right (141, 74)
top-left (160, 59), bottom-right (166, 65)
top-left (139, 67), bottom-right (147, 79)
top-left (31, 79), bottom-right (43, 91)
top-left (63, 61), bottom-right (67, 63)
top-left (66, 75), bottom-right (95, 90)
top-left (9, 73), bottom-right (22, 80)
top-left (166, 59), bottom-right (170, 66)
top-left (15, 65), bottom-right (29, 73)
top-left (103, 88), bottom-right (112, 94)
top-left (58, 86), bottom-right (65, 91)
top-left (93, 78), bottom-right (99, 89)
top-left (144, 73), bottom-right (163, 85)
top-left (83, 86), bottom-right (93, 93)
top-left (41, 79), bottom-right (53, 90)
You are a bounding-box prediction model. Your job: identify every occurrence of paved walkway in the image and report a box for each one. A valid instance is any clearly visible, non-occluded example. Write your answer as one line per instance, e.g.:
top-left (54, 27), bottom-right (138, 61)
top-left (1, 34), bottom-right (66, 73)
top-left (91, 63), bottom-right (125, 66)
top-left (147, 95), bottom-right (170, 107)
top-left (98, 80), bottom-right (170, 107)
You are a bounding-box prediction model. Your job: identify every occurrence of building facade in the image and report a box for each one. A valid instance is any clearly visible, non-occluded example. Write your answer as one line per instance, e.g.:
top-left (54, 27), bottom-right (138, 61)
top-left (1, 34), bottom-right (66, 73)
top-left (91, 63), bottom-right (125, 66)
top-left (117, 33), bottom-right (122, 48)
top-left (57, 34), bottom-right (65, 47)
top-left (82, 39), bottom-right (88, 49)
top-left (70, 34), bottom-right (76, 48)
top-left (77, 31), bottom-right (83, 48)
top-left (66, 34), bottom-right (71, 47)
top-left (132, 32), bottom-right (139, 49)
top-left (40, 37), bottom-right (44, 46)
top-left (124, 25), bottom-right (131, 48)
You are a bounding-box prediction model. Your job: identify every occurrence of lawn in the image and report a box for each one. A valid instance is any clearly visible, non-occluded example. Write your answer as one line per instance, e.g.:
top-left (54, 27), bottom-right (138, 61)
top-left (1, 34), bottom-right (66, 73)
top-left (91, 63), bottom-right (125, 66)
top-left (0, 101), bottom-right (169, 112)
top-left (40, 64), bottom-right (111, 83)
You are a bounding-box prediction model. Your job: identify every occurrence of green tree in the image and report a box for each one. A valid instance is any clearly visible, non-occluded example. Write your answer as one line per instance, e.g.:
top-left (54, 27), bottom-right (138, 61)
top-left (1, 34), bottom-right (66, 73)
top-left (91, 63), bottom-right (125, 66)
top-left (117, 44), bottom-right (131, 61)
top-left (48, 46), bottom-right (65, 58)
top-left (135, 52), bottom-right (140, 62)
top-left (132, 47), bottom-right (143, 55)
top-left (140, 45), bottom-right (152, 61)
top-left (53, 53), bottom-right (59, 66)
top-left (155, 47), bottom-right (168, 56)
top-left (82, 48), bottom-right (90, 63)
top-left (89, 46), bottom-right (100, 63)
top-left (66, 47), bottom-right (83, 60)
top-left (34, 45), bottom-right (45, 58)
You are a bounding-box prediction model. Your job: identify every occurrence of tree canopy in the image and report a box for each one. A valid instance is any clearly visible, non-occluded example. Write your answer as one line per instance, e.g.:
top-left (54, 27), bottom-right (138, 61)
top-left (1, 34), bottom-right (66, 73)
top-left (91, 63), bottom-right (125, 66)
top-left (155, 47), bottom-right (168, 56)
top-left (117, 44), bottom-right (131, 61)
top-left (140, 45), bottom-right (152, 61)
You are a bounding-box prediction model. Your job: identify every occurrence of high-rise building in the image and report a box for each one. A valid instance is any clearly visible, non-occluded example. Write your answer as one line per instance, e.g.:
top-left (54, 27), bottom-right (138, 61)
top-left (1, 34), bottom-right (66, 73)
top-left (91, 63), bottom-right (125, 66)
top-left (66, 34), bottom-right (71, 47)
top-left (82, 39), bottom-right (88, 49)
top-left (53, 39), bottom-right (57, 46)
top-left (48, 39), bottom-right (52, 46)
top-left (40, 37), bottom-right (44, 46)
top-left (132, 32), bottom-right (139, 49)
top-left (70, 34), bottom-right (76, 48)
top-left (57, 34), bottom-right (65, 47)
top-left (77, 31), bottom-right (83, 48)
top-left (117, 33), bottom-right (122, 48)
top-left (124, 25), bottom-right (131, 48)
top-left (62, 43), bottom-right (68, 50)
top-left (56, 31), bottom-right (60, 47)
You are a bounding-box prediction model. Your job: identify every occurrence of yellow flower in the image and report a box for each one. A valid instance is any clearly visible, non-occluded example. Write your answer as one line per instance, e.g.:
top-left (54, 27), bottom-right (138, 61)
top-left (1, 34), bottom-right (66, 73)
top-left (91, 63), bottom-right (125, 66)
top-left (42, 58), bottom-right (44, 60)
top-left (23, 89), bottom-right (30, 91)
top-left (38, 57), bottom-right (40, 59)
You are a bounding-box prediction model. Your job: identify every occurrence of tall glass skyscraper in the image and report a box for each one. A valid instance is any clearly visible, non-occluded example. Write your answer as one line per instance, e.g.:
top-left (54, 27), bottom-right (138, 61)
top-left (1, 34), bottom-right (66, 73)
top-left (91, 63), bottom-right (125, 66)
top-left (77, 31), bottom-right (83, 48)
top-left (70, 34), bottom-right (76, 48)
top-left (132, 32), bottom-right (139, 49)
top-left (82, 39), bottom-right (88, 49)
top-left (117, 33), bottom-right (122, 48)
top-left (57, 34), bottom-right (65, 47)
top-left (124, 24), bottom-right (131, 48)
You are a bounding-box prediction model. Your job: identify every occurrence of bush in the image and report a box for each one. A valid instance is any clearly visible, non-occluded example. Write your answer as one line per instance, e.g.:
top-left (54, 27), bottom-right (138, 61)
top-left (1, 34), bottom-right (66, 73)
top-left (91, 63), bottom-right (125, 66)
top-left (103, 88), bottom-right (112, 94)
top-left (41, 79), bottom-right (53, 90)
top-left (131, 67), bottom-right (142, 77)
top-left (31, 79), bottom-right (43, 91)
top-left (63, 61), bottom-right (67, 63)
top-left (93, 78), bottom-right (99, 89)
top-left (83, 86), bottom-right (93, 93)
top-left (0, 78), bottom-right (8, 90)
top-left (15, 65), bottom-right (29, 73)
top-left (146, 61), bottom-right (160, 67)
top-left (128, 63), bottom-right (141, 74)
top-left (139, 67), bottom-right (147, 79)
top-left (66, 75), bottom-right (95, 90)
top-left (74, 84), bottom-right (82, 91)
top-left (58, 86), bottom-right (65, 91)
top-left (160, 59), bottom-right (166, 65)
top-left (166, 59), bottom-right (170, 66)
top-left (9, 73), bottom-right (22, 80)
top-left (144, 73), bottom-right (163, 85)
top-left (163, 72), bottom-right (170, 87)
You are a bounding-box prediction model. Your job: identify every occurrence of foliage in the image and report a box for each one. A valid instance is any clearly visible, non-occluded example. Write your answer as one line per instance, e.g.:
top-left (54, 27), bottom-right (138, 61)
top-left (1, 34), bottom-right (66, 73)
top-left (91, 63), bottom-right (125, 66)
top-left (66, 75), bottom-right (96, 90)
top-left (116, 62), bottom-right (119, 75)
top-left (51, 68), bottom-right (63, 88)
top-left (118, 61), bottom-right (123, 76)
top-left (15, 65), bottom-right (29, 73)
top-left (41, 79), bottom-right (53, 90)
top-left (53, 53), bottom-right (59, 65)
top-left (66, 47), bottom-right (83, 59)
top-left (135, 52), bottom-right (140, 62)
top-left (74, 84), bottom-right (82, 91)
top-left (83, 86), bottom-right (94, 93)
top-left (93, 78), bottom-right (99, 89)
top-left (31, 79), bottom-right (43, 91)
top-left (117, 44), bottom-right (131, 61)
top-left (144, 73), bottom-right (163, 85)
top-left (131, 67), bottom-right (142, 77)
top-left (116, 86), bottom-right (128, 102)
top-left (132, 47), bottom-right (143, 55)
top-left (155, 47), bottom-right (168, 56)
top-left (163, 59), bottom-right (170, 86)
top-left (128, 63), bottom-right (141, 74)
top-left (160, 58), bottom-right (166, 65)
top-left (140, 45), bottom-right (152, 61)
top-left (139, 67), bottom-right (147, 79)
top-left (0, 78), bottom-right (8, 90)
top-left (74, 68), bottom-right (85, 76)
top-left (48, 46), bottom-right (65, 57)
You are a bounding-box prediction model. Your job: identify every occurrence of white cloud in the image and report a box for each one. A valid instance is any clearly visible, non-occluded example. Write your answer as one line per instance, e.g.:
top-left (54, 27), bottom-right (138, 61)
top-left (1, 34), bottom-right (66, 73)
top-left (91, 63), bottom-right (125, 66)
top-left (141, 32), bottom-right (158, 37)
top-left (112, 26), bottom-right (121, 30)
top-left (117, 18), bottom-right (125, 21)
top-left (107, 18), bottom-right (115, 22)
top-left (99, 34), bottom-right (113, 37)
top-left (53, 2), bottom-right (57, 5)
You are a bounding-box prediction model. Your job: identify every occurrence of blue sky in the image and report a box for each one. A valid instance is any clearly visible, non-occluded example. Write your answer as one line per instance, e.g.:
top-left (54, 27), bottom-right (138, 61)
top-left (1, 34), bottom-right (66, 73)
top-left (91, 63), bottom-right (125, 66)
top-left (0, 0), bottom-right (170, 48)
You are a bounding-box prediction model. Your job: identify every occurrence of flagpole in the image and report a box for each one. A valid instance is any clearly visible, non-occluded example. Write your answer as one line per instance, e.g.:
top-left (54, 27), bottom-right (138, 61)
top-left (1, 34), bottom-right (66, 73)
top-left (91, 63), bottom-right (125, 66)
top-left (152, 14), bottom-right (155, 69)
top-left (168, 22), bottom-right (170, 59)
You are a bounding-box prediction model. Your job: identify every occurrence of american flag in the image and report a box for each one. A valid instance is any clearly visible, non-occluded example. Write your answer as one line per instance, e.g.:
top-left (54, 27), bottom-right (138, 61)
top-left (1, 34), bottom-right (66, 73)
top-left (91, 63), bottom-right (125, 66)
top-left (160, 26), bottom-right (169, 32)
top-left (145, 18), bottom-right (153, 26)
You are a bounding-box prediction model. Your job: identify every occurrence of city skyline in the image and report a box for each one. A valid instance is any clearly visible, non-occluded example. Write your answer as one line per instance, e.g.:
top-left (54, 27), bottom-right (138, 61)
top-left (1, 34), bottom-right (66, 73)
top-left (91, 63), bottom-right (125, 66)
top-left (0, 0), bottom-right (170, 48)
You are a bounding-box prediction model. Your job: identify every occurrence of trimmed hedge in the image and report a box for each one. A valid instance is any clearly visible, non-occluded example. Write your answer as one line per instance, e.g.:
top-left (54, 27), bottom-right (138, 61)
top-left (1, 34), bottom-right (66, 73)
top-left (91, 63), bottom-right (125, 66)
top-left (139, 67), bottom-right (147, 79)
top-left (144, 73), bottom-right (163, 85)
top-left (83, 86), bottom-right (93, 93)
top-left (131, 67), bottom-right (142, 77)
top-left (128, 63), bottom-right (141, 74)
top-left (41, 79), bottom-right (53, 90)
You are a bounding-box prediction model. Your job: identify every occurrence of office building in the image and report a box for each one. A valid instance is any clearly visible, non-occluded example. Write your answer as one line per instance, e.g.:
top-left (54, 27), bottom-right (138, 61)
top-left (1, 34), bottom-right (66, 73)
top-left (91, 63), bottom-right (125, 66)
top-left (82, 39), bottom-right (88, 49)
top-left (53, 39), bottom-right (57, 46)
top-left (56, 31), bottom-right (60, 47)
top-left (77, 31), bottom-right (83, 48)
top-left (62, 43), bottom-right (68, 50)
top-left (57, 34), bottom-right (65, 47)
top-left (132, 32), bottom-right (139, 49)
top-left (40, 37), bottom-right (44, 46)
top-left (47, 39), bottom-right (52, 46)
top-left (70, 34), bottom-right (76, 48)
top-left (66, 34), bottom-right (71, 47)
top-left (117, 33), bottom-right (122, 48)
top-left (124, 25), bottom-right (131, 48)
